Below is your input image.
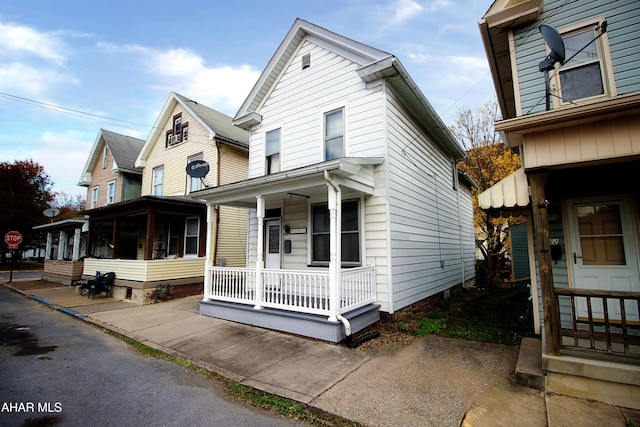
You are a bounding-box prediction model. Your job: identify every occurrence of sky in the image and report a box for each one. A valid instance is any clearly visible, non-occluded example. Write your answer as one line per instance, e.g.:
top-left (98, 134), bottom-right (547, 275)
top-left (0, 0), bottom-right (496, 199)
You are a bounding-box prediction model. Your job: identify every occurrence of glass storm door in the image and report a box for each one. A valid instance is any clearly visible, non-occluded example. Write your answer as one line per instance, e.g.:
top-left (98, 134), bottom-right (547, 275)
top-left (264, 220), bottom-right (281, 289)
top-left (568, 196), bottom-right (640, 321)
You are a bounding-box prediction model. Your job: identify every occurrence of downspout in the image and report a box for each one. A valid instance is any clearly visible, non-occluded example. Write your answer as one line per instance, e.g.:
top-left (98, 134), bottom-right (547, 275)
top-left (212, 139), bottom-right (222, 265)
top-left (324, 171), bottom-right (352, 339)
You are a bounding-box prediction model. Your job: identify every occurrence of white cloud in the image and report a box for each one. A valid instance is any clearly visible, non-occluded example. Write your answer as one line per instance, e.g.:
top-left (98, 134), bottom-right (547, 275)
top-left (35, 131), bottom-right (94, 197)
top-left (0, 63), bottom-right (77, 95)
top-left (390, 0), bottom-right (423, 25)
top-left (97, 42), bottom-right (260, 115)
top-left (0, 21), bottom-right (67, 65)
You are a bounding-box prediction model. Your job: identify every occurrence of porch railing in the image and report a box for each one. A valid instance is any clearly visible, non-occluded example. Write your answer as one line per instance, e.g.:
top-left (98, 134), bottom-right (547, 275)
top-left (206, 265), bottom-right (376, 318)
top-left (555, 288), bottom-right (640, 357)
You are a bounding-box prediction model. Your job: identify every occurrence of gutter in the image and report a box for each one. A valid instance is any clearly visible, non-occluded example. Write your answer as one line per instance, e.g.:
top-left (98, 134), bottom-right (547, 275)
top-left (323, 171), bottom-right (352, 339)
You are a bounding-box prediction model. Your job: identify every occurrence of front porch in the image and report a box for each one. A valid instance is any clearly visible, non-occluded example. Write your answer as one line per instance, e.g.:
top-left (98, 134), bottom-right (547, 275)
top-left (82, 257), bottom-right (204, 305)
top-left (201, 266), bottom-right (379, 342)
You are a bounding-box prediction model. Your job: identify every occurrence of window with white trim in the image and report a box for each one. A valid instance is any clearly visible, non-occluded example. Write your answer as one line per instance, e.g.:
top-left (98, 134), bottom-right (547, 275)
top-left (107, 181), bottom-right (116, 205)
top-left (184, 217), bottom-right (199, 256)
top-left (324, 108), bottom-right (344, 160)
top-left (152, 166), bottom-right (163, 196)
top-left (311, 199), bottom-right (360, 266)
top-left (91, 186), bottom-right (99, 209)
top-left (554, 20), bottom-right (612, 104)
top-left (102, 146), bottom-right (109, 168)
top-left (265, 128), bottom-right (281, 174)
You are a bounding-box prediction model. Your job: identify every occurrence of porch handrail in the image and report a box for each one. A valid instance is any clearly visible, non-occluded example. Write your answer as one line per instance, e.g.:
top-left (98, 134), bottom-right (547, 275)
top-left (206, 267), bottom-right (256, 305)
top-left (261, 269), bottom-right (331, 315)
top-left (206, 265), bottom-right (377, 318)
top-left (340, 265), bottom-right (376, 313)
top-left (554, 287), bottom-right (640, 357)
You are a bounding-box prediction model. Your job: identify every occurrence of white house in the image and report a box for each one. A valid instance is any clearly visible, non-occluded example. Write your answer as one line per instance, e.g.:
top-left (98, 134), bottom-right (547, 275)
top-left (193, 19), bottom-right (476, 342)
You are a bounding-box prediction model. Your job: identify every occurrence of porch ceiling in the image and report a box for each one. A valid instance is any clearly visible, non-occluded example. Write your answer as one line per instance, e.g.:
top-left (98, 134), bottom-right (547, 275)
top-left (191, 157), bottom-right (384, 208)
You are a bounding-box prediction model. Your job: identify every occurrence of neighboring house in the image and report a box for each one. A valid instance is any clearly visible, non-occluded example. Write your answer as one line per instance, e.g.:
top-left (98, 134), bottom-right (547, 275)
top-left (79, 128), bottom-right (145, 208)
top-left (479, 0), bottom-right (640, 408)
top-left (32, 218), bottom-right (88, 285)
top-left (80, 92), bottom-right (249, 304)
top-left (29, 128), bottom-right (142, 285)
top-left (193, 19), bottom-right (476, 343)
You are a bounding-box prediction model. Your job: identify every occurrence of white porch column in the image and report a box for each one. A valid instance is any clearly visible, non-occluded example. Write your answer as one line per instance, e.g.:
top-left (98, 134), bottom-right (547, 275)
top-left (57, 231), bottom-right (67, 260)
top-left (327, 182), bottom-right (342, 322)
top-left (204, 203), bottom-right (215, 299)
top-left (72, 227), bottom-right (81, 261)
top-left (45, 232), bottom-right (53, 260)
top-left (255, 196), bottom-right (265, 309)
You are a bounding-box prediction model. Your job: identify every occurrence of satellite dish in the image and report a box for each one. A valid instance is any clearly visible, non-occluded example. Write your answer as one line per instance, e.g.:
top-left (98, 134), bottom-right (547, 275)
top-left (539, 24), bottom-right (566, 71)
top-left (536, 22), bottom-right (607, 111)
top-left (43, 208), bottom-right (61, 218)
top-left (186, 159), bottom-right (210, 179)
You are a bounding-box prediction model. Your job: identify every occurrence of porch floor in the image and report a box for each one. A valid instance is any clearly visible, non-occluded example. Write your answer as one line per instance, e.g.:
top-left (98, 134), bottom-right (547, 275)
top-left (199, 299), bottom-right (380, 343)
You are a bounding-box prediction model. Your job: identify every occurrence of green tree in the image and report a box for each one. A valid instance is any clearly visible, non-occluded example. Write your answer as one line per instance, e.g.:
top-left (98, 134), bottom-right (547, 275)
top-left (450, 100), bottom-right (522, 259)
top-left (0, 159), bottom-right (55, 263)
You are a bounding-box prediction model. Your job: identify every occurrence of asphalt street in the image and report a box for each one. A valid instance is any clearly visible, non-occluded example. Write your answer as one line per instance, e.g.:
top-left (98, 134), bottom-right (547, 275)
top-left (0, 286), bottom-right (302, 427)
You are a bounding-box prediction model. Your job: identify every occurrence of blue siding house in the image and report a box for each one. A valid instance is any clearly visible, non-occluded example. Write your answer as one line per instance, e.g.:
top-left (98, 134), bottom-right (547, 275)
top-left (479, 0), bottom-right (640, 408)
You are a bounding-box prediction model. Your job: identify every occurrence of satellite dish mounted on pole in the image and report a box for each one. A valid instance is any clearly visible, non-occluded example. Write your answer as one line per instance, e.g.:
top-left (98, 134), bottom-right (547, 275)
top-left (538, 22), bottom-right (607, 111)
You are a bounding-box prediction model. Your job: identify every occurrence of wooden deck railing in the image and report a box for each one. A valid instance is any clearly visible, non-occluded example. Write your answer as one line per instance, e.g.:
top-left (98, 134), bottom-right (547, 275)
top-left (554, 288), bottom-right (640, 357)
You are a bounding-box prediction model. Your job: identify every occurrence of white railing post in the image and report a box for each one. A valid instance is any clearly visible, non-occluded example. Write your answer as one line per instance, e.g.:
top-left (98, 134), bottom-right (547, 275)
top-left (327, 182), bottom-right (341, 322)
top-left (255, 196), bottom-right (265, 309)
top-left (204, 203), bottom-right (215, 299)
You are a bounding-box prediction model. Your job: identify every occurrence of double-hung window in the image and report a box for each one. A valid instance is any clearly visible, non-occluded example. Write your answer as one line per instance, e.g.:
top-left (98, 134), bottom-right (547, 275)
top-left (102, 147), bottom-right (109, 168)
top-left (555, 21), bottom-right (612, 104)
top-left (185, 217), bottom-right (199, 256)
top-left (265, 128), bottom-right (281, 174)
top-left (91, 186), bottom-right (99, 209)
top-left (152, 166), bottom-right (164, 196)
top-left (311, 199), bottom-right (360, 266)
top-left (107, 181), bottom-right (115, 205)
top-left (187, 154), bottom-right (203, 193)
top-left (324, 108), bottom-right (344, 160)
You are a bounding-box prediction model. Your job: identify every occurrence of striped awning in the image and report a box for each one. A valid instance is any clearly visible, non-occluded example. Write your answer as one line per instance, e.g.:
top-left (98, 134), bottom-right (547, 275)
top-left (478, 168), bottom-right (530, 210)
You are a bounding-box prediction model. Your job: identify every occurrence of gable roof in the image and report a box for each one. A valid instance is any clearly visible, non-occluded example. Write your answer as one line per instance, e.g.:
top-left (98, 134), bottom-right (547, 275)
top-left (234, 18), bottom-right (466, 160)
top-left (135, 92), bottom-right (249, 168)
top-left (78, 129), bottom-right (145, 186)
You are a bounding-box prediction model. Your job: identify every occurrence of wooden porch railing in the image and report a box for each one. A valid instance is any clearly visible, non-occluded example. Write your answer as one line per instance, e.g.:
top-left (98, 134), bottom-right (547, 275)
top-left (206, 266), bottom-right (376, 318)
top-left (554, 288), bottom-right (640, 357)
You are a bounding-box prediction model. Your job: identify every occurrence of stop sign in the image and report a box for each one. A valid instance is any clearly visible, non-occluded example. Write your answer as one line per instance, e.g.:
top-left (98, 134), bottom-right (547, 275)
top-left (4, 231), bottom-right (22, 249)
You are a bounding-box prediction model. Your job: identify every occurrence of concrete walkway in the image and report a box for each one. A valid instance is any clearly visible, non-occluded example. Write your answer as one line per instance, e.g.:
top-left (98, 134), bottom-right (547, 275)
top-left (4, 282), bottom-right (639, 427)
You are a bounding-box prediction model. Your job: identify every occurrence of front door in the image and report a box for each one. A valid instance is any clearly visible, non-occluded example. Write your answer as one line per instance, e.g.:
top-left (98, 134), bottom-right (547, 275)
top-left (264, 220), bottom-right (281, 270)
top-left (264, 220), bottom-right (281, 289)
top-left (567, 196), bottom-right (640, 321)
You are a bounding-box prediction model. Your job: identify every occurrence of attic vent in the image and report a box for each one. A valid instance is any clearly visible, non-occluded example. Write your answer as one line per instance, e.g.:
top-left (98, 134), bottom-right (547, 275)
top-left (302, 53), bottom-right (311, 70)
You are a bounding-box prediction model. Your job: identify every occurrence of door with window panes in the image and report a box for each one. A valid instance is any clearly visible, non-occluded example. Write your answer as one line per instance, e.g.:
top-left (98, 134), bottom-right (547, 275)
top-left (567, 196), bottom-right (640, 322)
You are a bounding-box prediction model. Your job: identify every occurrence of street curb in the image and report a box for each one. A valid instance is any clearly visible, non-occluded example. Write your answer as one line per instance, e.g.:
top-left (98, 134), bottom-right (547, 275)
top-left (0, 281), bottom-right (363, 427)
top-left (1, 283), bottom-right (88, 320)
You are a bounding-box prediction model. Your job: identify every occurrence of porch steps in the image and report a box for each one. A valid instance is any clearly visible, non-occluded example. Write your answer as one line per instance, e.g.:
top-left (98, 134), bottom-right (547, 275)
top-left (199, 300), bottom-right (380, 343)
top-left (515, 337), bottom-right (544, 391)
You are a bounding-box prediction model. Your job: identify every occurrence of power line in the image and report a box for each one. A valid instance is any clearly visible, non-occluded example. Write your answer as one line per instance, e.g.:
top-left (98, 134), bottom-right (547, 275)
top-left (0, 91), bottom-right (153, 131)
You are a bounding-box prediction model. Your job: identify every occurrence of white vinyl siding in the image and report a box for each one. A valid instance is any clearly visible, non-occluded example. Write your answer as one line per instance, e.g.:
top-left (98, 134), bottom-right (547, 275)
top-left (242, 35), bottom-right (473, 314)
top-left (248, 38), bottom-right (385, 179)
top-left (385, 88), bottom-right (475, 312)
top-left (141, 104), bottom-right (218, 197)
